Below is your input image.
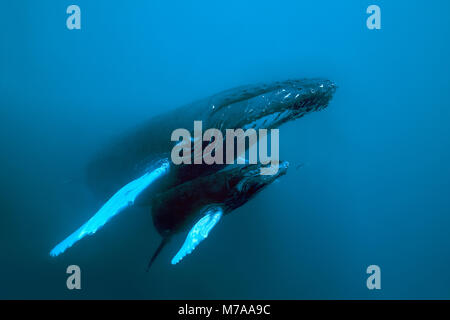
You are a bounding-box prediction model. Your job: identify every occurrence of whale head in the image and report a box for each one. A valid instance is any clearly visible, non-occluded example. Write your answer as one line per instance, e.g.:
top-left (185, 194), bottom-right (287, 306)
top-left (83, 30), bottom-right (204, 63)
top-left (205, 79), bottom-right (336, 131)
top-left (223, 161), bottom-right (289, 212)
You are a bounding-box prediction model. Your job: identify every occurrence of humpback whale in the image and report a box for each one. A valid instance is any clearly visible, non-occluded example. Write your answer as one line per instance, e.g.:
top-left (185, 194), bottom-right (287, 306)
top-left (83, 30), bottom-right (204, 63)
top-left (49, 79), bottom-right (336, 267)
top-left (148, 161), bottom-right (289, 268)
top-left (86, 79), bottom-right (336, 202)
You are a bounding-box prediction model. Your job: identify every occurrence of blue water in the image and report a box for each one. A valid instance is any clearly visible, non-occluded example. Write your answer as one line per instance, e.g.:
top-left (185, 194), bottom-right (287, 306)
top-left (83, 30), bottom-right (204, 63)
top-left (1, 0), bottom-right (450, 299)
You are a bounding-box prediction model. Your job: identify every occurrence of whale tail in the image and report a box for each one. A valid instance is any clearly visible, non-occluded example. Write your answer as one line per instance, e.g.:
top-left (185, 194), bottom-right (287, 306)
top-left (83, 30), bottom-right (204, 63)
top-left (146, 237), bottom-right (170, 271)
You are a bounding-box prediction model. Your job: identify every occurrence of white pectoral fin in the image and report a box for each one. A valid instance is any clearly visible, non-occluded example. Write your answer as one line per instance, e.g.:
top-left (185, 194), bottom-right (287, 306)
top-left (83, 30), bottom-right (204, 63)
top-left (171, 207), bottom-right (223, 265)
top-left (50, 159), bottom-right (170, 257)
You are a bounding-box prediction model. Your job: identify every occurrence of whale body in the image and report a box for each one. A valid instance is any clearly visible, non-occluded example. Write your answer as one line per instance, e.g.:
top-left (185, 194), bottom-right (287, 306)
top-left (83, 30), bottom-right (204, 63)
top-left (86, 79), bottom-right (336, 203)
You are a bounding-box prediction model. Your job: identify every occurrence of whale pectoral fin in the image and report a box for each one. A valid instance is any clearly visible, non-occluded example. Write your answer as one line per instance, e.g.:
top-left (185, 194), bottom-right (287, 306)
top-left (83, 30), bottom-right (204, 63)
top-left (50, 159), bottom-right (170, 257)
top-left (171, 207), bottom-right (223, 265)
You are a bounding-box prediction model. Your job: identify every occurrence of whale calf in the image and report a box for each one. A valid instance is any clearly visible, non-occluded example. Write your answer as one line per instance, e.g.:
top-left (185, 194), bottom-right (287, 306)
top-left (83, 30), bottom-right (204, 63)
top-left (148, 161), bottom-right (289, 268)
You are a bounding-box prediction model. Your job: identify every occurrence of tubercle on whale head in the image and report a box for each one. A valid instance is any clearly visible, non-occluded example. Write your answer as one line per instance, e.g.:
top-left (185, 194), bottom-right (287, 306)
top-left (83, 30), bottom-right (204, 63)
top-left (205, 79), bottom-right (336, 131)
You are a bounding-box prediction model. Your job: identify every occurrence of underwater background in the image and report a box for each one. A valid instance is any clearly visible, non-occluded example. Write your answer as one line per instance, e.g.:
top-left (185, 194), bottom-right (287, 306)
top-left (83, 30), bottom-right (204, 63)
top-left (1, 0), bottom-right (450, 299)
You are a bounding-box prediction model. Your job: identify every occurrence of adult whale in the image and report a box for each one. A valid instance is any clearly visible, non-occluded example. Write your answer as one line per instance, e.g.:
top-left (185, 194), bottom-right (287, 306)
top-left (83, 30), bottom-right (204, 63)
top-left (50, 79), bottom-right (336, 259)
top-left (86, 79), bottom-right (336, 202)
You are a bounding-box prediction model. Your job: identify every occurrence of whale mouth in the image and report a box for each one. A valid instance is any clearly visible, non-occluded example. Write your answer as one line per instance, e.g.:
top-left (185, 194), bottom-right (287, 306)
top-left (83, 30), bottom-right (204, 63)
top-left (242, 110), bottom-right (292, 130)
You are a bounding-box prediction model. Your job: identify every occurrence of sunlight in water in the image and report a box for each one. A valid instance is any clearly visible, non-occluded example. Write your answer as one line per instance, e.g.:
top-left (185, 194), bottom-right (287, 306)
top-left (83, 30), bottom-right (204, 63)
top-left (50, 159), bottom-right (170, 257)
